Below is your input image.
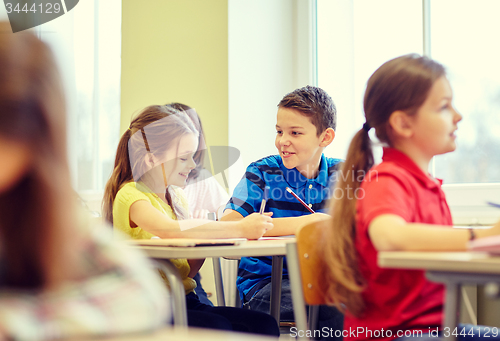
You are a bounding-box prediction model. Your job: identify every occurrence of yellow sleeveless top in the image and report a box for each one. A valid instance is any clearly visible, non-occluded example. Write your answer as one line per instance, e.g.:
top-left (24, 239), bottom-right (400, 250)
top-left (113, 182), bottom-right (196, 294)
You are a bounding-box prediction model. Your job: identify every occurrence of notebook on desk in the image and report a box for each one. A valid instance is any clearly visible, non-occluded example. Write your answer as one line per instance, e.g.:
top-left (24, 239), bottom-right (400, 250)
top-left (468, 235), bottom-right (500, 254)
top-left (128, 238), bottom-right (247, 247)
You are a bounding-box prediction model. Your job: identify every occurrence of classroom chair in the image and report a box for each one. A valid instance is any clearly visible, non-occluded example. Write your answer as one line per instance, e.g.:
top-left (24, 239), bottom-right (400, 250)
top-left (287, 220), bottom-right (331, 339)
top-left (153, 259), bottom-right (188, 328)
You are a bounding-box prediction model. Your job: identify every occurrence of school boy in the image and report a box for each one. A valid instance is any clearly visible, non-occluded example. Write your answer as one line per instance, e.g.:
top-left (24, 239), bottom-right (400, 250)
top-left (221, 85), bottom-right (344, 338)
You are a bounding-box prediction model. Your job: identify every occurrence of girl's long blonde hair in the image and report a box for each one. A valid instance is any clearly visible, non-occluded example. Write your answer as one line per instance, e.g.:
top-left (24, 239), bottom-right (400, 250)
top-left (322, 54), bottom-right (445, 317)
top-left (102, 105), bottom-right (198, 224)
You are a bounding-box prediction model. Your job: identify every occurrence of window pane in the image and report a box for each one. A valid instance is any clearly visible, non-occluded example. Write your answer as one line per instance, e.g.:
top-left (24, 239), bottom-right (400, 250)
top-left (431, 0), bottom-right (500, 184)
top-left (36, 1), bottom-right (121, 192)
top-left (317, 0), bottom-right (422, 159)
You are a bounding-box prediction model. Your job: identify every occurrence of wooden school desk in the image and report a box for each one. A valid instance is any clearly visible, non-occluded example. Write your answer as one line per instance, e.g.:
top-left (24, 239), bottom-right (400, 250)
top-left (127, 238), bottom-right (295, 325)
top-left (378, 251), bottom-right (500, 341)
top-left (73, 326), bottom-right (279, 341)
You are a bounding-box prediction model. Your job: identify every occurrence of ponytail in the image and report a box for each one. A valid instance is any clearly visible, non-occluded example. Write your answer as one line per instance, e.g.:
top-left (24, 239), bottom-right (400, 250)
top-left (323, 126), bottom-right (374, 317)
top-left (102, 129), bottom-right (134, 224)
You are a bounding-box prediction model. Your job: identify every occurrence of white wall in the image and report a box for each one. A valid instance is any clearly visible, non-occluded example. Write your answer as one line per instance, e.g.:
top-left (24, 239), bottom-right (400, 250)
top-left (227, 0), bottom-right (315, 191)
top-left (0, 7), bottom-right (7, 20)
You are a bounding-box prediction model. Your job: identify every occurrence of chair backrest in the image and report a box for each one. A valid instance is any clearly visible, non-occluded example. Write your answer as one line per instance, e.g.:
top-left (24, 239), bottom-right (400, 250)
top-left (296, 220), bottom-right (330, 305)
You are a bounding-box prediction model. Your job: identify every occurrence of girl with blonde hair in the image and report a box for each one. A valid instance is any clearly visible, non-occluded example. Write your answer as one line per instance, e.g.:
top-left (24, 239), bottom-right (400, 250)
top-left (103, 105), bottom-right (279, 336)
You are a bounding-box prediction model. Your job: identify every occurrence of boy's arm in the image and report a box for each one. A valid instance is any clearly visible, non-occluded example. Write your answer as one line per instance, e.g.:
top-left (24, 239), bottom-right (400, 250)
top-left (222, 209), bottom-right (330, 236)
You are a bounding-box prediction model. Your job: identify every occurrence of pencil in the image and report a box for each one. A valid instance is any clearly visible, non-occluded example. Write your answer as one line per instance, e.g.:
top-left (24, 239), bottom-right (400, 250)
top-left (487, 201), bottom-right (500, 209)
top-left (285, 187), bottom-right (315, 213)
top-left (259, 186), bottom-right (270, 214)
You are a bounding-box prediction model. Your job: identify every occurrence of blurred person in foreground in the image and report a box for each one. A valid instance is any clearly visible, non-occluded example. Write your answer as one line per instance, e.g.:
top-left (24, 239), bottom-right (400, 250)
top-left (0, 22), bottom-right (170, 340)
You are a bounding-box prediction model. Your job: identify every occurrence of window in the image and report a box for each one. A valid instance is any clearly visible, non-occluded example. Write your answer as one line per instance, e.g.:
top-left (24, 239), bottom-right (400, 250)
top-left (431, 0), bottom-right (500, 184)
top-left (317, 0), bottom-right (500, 224)
top-left (36, 0), bottom-right (121, 196)
top-left (317, 0), bottom-right (423, 160)
top-left (1, 1), bottom-right (121, 212)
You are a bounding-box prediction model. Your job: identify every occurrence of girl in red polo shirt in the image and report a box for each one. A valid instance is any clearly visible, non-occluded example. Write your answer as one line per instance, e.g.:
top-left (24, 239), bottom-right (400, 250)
top-left (322, 54), bottom-right (500, 341)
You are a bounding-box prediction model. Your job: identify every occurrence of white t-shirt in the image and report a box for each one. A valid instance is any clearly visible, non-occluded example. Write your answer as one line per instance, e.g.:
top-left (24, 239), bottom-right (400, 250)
top-left (183, 169), bottom-right (229, 219)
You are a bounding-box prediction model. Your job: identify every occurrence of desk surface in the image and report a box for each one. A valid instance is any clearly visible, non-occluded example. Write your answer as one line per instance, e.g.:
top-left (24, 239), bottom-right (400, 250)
top-left (127, 238), bottom-right (295, 259)
top-left (127, 238), bottom-right (295, 324)
top-left (378, 251), bottom-right (500, 274)
top-left (73, 327), bottom-right (278, 341)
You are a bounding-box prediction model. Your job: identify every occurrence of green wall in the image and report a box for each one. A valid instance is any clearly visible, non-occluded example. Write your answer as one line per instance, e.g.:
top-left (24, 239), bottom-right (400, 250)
top-left (121, 0), bottom-right (228, 149)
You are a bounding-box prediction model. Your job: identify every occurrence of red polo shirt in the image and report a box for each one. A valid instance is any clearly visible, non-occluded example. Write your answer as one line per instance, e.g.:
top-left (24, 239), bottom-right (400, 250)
top-left (344, 147), bottom-right (452, 341)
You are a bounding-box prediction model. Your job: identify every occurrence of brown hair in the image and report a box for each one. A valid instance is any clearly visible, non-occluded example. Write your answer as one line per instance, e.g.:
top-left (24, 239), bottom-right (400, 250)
top-left (0, 22), bottom-right (75, 289)
top-left (102, 105), bottom-right (198, 224)
top-left (165, 103), bottom-right (206, 181)
top-left (278, 85), bottom-right (337, 136)
top-left (322, 54), bottom-right (445, 316)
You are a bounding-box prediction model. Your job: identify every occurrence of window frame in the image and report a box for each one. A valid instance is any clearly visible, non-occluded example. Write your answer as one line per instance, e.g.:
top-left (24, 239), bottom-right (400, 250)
top-left (316, 0), bottom-right (500, 225)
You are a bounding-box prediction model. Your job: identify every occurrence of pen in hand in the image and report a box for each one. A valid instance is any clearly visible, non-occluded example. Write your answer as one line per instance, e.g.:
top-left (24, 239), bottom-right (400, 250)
top-left (286, 187), bottom-right (315, 213)
top-left (259, 186), bottom-right (270, 214)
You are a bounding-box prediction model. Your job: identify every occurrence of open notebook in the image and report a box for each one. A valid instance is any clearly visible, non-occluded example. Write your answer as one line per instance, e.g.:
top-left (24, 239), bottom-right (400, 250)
top-left (128, 238), bottom-right (247, 247)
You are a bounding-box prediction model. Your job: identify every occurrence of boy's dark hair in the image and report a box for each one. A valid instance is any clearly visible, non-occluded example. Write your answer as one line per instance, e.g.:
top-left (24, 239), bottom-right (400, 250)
top-left (278, 85), bottom-right (336, 136)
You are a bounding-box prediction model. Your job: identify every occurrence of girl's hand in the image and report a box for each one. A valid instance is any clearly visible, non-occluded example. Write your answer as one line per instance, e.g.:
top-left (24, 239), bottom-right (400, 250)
top-left (238, 213), bottom-right (273, 240)
top-left (476, 218), bottom-right (500, 239)
top-left (307, 212), bottom-right (331, 224)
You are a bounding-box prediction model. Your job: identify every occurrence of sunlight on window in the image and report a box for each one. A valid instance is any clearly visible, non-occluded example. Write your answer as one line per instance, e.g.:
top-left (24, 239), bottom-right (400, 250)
top-left (36, 1), bottom-right (121, 192)
top-left (318, 0), bottom-right (500, 185)
top-left (317, 0), bottom-right (422, 160)
top-left (431, 0), bottom-right (500, 183)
